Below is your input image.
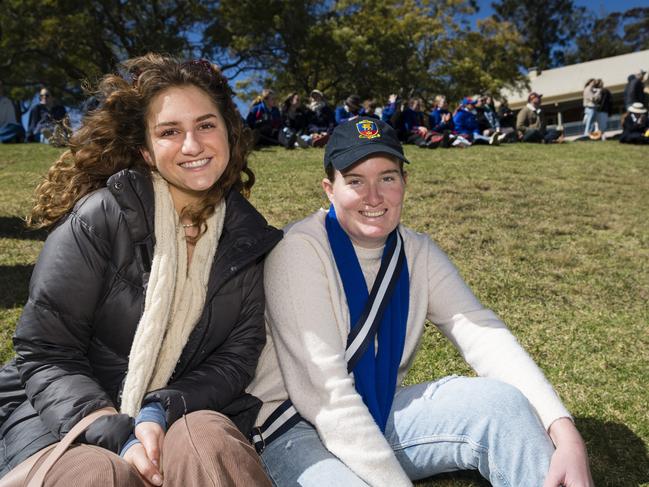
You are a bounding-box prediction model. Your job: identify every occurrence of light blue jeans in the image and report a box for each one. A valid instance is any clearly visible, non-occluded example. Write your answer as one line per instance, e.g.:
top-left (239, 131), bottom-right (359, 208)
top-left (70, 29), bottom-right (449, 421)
top-left (260, 376), bottom-right (555, 487)
top-left (583, 107), bottom-right (597, 135)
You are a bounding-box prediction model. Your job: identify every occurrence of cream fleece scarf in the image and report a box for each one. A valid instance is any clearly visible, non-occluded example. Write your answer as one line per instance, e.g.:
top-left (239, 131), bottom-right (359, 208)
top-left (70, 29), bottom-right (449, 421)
top-left (120, 173), bottom-right (225, 417)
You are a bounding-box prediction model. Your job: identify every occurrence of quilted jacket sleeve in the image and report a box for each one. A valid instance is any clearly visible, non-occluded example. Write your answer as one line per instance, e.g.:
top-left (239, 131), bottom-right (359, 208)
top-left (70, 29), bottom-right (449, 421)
top-left (13, 194), bottom-right (132, 451)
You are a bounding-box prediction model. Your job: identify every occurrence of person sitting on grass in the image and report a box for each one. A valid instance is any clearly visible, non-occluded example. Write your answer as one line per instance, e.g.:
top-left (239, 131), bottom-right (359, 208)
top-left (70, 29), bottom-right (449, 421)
top-left (428, 94), bottom-right (453, 133)
top-left (0, 79), bottom-right (24, 143)
top-left (619, 102), bottom-right (649, 144)
top-left (360, 98), bottom-right (380, 119)
top-left (247, 118), bottom-right (594, 487)
top-left (400, 97), bottom-right (442, 148)
top-left (0, 54), bottom-right (281, 487)
top-left (280, 92), bottom-right (309, 148)
top-left (246, 88), bottom-right (284, 148)
top-left (516, 92), bottom-right (563, 144)
top-left (381, 93), bottom-right (402, 126)
top-left (335, 94), bottom-right (362, 125)
top-left (453, 97), bottom-right (499, 146)
top-left (305, 89), bottom-right (335, 147)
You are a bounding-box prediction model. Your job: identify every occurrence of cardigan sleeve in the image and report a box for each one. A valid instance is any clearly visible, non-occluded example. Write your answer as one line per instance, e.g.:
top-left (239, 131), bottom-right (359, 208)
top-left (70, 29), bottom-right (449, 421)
top-left (263, 234), bottom-right (412, 487)
top-left (424, 239), bottom-right (572, 429)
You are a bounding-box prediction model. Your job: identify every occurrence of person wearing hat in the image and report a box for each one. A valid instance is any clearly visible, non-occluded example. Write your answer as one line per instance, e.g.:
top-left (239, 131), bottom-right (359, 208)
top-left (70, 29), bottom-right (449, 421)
top-left (335, 94), bottom-right (362, 125)
top-left (306, 89), bottom-right (335, 147)
top-left (247, 119), bottom-right (594, 486)
top-left (516, 92), bottom-right (563, 143)
top-left (452, 97), bottom-right (499, 145)
top-left (620, 102), bottom-right (649, 144)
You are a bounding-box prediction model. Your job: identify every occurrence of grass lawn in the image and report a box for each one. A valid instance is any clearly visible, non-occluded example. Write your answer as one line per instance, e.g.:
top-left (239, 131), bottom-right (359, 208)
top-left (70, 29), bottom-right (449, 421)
top-left (1, 142), bottom-right (648, 486)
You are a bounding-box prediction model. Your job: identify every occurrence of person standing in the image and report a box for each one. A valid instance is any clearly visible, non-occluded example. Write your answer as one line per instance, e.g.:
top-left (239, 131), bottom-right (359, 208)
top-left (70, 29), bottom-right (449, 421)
top-left (594, 79), bottom-right (612, 139)
top-left (628, 69), bottom-right (647, 107)
top-left (582, 79), bottom-right (599, 136)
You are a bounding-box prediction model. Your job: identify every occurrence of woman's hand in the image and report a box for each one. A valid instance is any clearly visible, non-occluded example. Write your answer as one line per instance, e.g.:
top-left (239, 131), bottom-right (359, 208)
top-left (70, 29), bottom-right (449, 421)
top-left (543, 417), bottom-right (594, 487)
top-left (123, 422), bottom-right (165, 486)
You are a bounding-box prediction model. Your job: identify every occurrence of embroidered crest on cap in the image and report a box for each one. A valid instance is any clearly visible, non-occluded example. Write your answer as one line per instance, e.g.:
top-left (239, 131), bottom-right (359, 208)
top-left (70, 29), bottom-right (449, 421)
top-left (356, 120), bottom-right (380, 139)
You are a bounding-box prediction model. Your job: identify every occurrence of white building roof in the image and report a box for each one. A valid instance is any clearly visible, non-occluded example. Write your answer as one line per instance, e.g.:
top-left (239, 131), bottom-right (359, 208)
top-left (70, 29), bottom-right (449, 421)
top-left (502, 49), bottom-right (649, 108)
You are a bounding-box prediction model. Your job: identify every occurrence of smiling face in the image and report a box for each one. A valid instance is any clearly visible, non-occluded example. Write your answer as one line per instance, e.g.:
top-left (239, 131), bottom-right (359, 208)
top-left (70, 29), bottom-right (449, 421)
top-left (322, 155), bottom-right (406, 248)
top-left (141, 84), bottom-right (230, 212)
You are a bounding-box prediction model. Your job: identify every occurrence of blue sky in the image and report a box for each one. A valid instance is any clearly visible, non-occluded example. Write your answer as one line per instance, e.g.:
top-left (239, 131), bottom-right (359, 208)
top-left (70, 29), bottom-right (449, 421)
top-left (471, 0), bottom-right (648, 21)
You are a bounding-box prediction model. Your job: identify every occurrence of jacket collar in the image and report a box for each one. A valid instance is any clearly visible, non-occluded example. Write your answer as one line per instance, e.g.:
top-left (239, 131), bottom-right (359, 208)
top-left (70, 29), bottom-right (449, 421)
top-left (107, 166), bottom-right (154, 245)
top-left (107, 167), bottom-right (282, 291)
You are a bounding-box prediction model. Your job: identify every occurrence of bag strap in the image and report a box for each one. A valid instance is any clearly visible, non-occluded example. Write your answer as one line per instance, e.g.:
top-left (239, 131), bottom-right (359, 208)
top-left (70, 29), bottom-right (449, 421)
top-left (27, 407), bottom-right (118, 487)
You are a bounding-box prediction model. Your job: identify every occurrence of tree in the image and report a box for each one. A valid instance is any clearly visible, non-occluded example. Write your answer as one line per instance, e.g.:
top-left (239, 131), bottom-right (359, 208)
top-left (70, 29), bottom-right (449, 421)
top-left (564, 7), bottom-right (649, 64)
top-left (620, 7), bottom-right (649, 52)
top-left (207, 0), bottom-right (530, 106)
top-left (1, 0), bottom-right (533, 111)
top-left (491, 0), bottom-right (586, 69)
top-left (0, 0), bottom-right (210, 108)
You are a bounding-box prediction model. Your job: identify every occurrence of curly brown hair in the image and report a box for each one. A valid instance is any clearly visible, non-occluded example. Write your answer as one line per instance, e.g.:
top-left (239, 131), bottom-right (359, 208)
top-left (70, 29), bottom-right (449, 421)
top-left (28, 54), bottom-right (254, 241)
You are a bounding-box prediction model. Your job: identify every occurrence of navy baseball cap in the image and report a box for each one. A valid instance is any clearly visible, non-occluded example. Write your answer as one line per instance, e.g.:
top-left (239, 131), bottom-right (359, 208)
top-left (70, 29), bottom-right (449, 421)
top-left (324, 118), bottom-right (409, 171)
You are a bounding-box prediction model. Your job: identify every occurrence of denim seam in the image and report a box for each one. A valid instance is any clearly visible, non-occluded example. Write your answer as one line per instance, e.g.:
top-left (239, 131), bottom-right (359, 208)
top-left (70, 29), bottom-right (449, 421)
top-left (391, 434), bottom-right (512, 487)
top-left (259, 452), bottom-right (281, 487)
top-left (390, 433), bottom-right (487, 453)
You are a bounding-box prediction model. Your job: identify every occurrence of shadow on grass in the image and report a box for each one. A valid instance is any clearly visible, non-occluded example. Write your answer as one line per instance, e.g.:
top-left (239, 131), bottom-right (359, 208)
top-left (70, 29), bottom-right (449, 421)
top-left (0, 217), bottom-right (46, 241)
top-left (416, 470), bottom-right (489, 486)
top-left (0, 265), bottom-right (33, 308)
top-left (576, 417), bottom-right (649, 486)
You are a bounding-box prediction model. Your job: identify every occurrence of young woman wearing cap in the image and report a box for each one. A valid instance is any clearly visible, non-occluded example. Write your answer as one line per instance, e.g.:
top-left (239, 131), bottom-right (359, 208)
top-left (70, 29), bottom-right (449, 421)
top-left (248, 118), bottom-right (593, 486)
top-left (0, 54), bottom-right (281, 486)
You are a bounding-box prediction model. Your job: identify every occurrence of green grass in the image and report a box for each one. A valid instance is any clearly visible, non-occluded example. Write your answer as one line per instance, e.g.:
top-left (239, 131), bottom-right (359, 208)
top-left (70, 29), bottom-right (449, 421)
top-left (1, 142), bottom-right (648, 486)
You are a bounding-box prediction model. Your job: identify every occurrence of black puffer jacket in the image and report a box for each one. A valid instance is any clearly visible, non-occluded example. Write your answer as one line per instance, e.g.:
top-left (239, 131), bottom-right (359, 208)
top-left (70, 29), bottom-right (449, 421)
top-left (0, 168), bottom-right (282, 475)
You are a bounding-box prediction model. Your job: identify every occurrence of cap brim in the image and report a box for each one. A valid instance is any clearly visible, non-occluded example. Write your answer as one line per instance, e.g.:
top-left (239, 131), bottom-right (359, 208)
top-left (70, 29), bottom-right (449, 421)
top-left (328, 143), bottom-right (409, 171)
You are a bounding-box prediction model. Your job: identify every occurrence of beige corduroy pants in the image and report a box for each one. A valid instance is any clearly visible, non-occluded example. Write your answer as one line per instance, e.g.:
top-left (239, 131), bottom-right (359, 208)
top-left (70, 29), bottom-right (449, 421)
top-left (27, 410), bottom-right (271, 487)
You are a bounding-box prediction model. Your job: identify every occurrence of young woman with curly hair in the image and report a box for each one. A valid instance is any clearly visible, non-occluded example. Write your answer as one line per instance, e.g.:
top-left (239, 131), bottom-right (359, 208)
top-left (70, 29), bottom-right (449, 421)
top-left (0, 54), bottom-right (281, 486)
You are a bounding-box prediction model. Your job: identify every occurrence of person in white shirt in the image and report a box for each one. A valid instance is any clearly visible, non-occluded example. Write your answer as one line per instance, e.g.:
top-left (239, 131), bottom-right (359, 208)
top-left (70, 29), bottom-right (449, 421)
top-left (248, 118), bottom-right (593, 487)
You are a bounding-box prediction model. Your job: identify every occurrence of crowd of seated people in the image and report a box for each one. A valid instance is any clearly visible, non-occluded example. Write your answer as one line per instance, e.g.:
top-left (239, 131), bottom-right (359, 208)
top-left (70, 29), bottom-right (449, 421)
top-left (4, 82), bottom-right (644, 149)
top-left (0, 85), bottom-right (69, 145)
top-left (244, 87), bottom-right (585, 151)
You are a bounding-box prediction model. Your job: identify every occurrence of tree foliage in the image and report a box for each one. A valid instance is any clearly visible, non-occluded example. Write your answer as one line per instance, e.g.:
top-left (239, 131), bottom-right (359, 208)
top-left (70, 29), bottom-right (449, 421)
top-left (1, 0), bottom-right (532, 109)
top-left (565, 7), bottom-right (649, 64)
top-left (491, 0), bottom-right (586, 70)
top-left (0, 0), bottom-right (209, 107)
top-left (207, 0), bottom-right (531, 105)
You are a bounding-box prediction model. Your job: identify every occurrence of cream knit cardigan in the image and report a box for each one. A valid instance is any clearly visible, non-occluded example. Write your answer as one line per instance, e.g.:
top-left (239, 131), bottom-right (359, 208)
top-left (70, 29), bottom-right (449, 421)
top-left (248, 209), bottom-right (571, 487)
top-left (120, 173), bottom-right (225, 417)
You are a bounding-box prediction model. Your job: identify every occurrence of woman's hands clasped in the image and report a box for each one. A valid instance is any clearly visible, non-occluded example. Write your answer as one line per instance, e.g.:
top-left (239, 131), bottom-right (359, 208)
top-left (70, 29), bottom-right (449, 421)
top-left (123, 422), bottom-right (165, 486)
